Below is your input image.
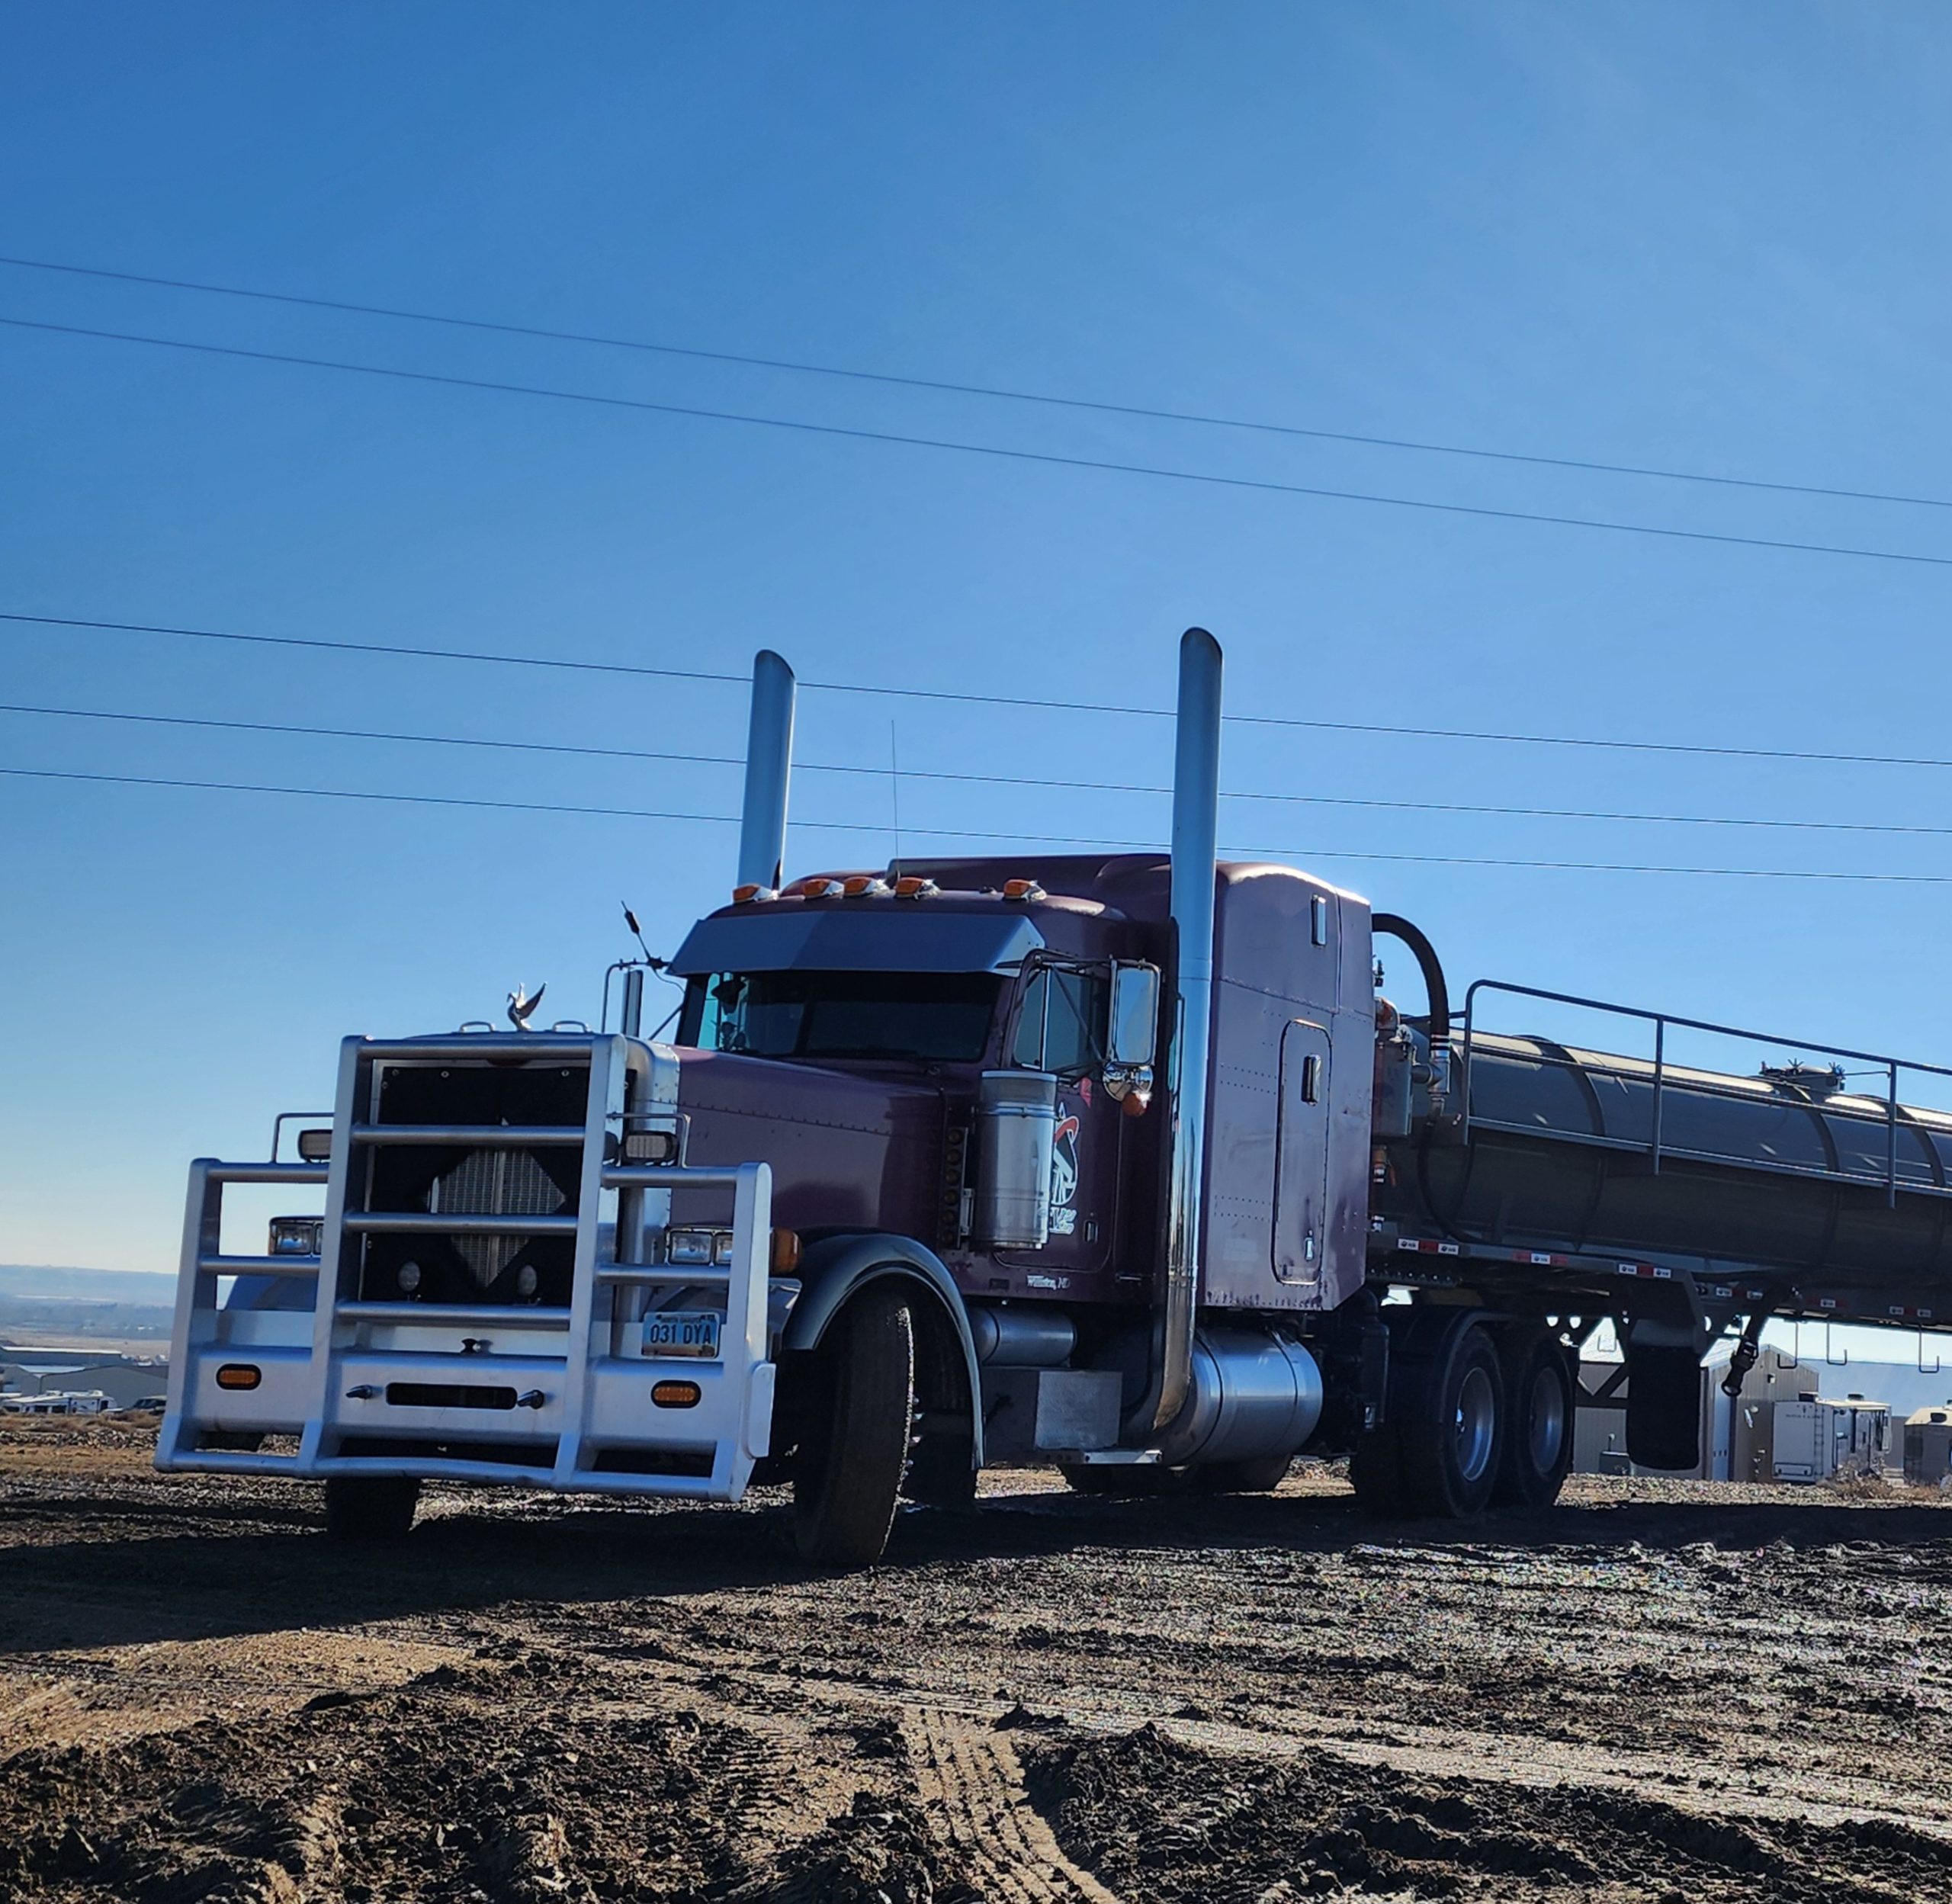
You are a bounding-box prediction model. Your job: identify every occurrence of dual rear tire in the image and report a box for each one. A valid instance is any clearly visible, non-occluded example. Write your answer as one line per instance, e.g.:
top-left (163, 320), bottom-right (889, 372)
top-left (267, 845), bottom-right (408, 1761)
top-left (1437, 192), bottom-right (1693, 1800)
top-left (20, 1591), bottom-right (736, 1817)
top-left (1349, 1316), bottom-right (1572, 1519)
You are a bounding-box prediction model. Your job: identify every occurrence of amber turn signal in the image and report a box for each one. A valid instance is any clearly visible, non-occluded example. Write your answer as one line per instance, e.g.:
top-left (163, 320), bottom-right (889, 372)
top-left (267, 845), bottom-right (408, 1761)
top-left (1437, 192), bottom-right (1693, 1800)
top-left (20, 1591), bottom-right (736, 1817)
top-left (215, 1363), bottom-right (262, 1392)
top-left (651, 1380), bottom-right (702, 1408)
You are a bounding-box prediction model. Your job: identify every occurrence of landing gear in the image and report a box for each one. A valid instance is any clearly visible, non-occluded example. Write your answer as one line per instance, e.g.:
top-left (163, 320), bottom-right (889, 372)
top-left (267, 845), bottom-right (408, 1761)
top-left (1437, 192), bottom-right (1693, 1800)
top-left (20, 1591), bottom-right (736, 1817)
top-left (793, 1287), bottom-right (916, 1567)
top-left (1491, 1330), bottom-right (1575, 1511)
top-left (323, 1475), bottom-right (420, 1543)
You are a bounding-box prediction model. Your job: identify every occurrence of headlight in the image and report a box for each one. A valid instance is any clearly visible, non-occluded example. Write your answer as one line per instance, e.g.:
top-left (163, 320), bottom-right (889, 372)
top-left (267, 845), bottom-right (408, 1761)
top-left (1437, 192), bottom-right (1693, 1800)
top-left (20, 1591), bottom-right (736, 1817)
top-left (666, 1228), bottom-right (737, 1267)
top-left (268, 1217), bottom-right (323, 1257)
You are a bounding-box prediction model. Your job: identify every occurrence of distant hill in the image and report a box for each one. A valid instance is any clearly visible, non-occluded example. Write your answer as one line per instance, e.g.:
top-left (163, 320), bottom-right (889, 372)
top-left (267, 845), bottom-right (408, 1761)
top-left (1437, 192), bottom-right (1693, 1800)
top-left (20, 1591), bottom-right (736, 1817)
top-left (0, 1264), bottom-right (177, 1305)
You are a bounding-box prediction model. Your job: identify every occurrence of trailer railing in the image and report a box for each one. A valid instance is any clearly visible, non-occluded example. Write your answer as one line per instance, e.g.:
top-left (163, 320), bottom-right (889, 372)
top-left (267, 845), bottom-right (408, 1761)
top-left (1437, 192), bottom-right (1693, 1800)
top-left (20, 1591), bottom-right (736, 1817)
top-left (1459, 980), bottom-right (1952, 1209)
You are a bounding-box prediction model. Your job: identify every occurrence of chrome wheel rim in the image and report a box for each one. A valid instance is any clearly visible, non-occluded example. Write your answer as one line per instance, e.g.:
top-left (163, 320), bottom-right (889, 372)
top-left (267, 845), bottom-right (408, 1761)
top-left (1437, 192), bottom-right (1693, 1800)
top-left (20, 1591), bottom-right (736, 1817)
top-left (1528, 1365), bottom-right (1567, 1474)
top-left (1454, 1363), bottom-right (1497, 1484)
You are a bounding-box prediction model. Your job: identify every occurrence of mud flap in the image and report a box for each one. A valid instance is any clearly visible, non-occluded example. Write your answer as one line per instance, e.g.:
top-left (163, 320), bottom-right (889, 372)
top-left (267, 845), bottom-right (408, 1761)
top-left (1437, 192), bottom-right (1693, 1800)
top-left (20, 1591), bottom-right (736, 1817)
top-left (1624, 1344), bottom-right (1702, 1469)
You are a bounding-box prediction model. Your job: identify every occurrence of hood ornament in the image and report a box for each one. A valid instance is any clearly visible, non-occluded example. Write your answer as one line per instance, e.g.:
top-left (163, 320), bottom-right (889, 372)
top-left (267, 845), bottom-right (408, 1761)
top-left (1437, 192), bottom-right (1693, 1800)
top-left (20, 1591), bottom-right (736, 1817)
top-left (507, 983), bottom-right (546, 1030)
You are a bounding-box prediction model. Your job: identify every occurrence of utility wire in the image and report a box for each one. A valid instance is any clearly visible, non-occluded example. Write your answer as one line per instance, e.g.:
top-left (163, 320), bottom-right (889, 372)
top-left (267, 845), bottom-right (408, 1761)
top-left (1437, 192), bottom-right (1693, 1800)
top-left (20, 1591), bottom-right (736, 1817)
top-left (10, 608), bottom-right (1952, 773)
top-left (5, 763), bottom-right (1949, 885)
top-left (10, 697), bottom-right (1952, 840)
top-left (3, 251), bottom-right (1944, 513)
top-left (8, 313), bottom-right (1952, 573)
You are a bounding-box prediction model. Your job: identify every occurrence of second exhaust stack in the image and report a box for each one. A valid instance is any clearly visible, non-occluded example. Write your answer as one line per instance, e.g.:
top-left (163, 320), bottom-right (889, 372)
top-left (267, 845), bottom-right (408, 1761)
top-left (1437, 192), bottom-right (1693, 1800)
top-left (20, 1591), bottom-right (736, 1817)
top-left (737, 650), bottom-right (797, 891)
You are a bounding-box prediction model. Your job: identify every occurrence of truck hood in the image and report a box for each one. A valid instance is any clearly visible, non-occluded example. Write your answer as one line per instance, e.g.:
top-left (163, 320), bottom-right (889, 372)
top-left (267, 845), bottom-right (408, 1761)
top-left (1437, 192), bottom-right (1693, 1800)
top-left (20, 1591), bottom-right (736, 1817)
top-left (671, 1048), bottom-right (946, 1239)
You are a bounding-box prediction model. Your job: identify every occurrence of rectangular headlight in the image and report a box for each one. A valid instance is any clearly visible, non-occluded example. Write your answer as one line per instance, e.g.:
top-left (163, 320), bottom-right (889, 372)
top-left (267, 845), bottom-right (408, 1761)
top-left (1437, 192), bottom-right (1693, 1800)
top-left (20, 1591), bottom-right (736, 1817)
top-left (666, 1228), bottom-right (716, 1267)
top-left (268, 1217), bottom-right (323, 1257)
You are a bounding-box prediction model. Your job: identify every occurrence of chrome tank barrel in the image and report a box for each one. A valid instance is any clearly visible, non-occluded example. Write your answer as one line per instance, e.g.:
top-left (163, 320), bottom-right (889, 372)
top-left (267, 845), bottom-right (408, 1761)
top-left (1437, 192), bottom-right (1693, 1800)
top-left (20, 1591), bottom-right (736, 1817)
top-left (1395, 1031), bottom-right (1952, 1285)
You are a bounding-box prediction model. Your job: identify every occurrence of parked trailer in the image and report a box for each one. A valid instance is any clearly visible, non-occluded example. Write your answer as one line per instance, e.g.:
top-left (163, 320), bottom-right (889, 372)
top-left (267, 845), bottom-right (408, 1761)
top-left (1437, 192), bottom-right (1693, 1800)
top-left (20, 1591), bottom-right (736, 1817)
top-left (160, 630), bottom-right (1952, 1562)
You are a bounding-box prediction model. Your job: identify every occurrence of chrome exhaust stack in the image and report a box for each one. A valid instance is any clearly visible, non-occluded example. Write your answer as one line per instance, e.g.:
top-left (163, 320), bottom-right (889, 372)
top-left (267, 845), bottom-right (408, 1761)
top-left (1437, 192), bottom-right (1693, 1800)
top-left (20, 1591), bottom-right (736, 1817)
top-left (1132, 627), bottom-right (1223, 1434)
top-left (737, 650), bottom-right (797, 890)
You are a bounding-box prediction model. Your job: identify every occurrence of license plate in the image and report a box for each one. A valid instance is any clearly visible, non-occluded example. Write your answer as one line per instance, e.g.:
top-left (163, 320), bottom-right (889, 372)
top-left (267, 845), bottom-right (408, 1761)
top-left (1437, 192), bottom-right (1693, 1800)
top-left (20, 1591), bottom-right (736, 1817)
top-left (641, 1311), bottom-right (722, 1360)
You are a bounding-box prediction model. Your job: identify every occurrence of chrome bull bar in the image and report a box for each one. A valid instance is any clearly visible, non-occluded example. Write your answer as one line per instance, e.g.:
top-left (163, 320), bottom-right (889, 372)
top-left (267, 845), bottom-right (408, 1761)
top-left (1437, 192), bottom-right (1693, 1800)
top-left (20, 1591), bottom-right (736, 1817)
top-left (158, 1032), bottom-right (776, 1503)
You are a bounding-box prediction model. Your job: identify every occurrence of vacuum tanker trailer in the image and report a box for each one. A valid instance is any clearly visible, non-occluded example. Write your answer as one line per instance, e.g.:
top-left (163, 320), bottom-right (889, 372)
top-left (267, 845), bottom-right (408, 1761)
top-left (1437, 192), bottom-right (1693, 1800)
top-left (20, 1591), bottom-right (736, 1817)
top-left (159, 630), bottom-right (1952, 1563)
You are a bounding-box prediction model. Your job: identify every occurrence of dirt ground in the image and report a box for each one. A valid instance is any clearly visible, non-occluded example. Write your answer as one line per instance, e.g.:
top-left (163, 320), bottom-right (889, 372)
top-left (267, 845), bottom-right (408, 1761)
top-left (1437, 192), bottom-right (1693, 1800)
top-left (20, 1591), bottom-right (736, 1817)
top-left (4, 1419), bottom-right (1951, 1902)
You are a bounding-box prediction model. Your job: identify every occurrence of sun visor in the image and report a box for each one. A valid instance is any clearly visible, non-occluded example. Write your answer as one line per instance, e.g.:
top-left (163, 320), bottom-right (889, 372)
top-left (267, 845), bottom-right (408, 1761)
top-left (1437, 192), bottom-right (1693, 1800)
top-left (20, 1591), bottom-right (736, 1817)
top-left (669, 907), bottom-right (1044, 975)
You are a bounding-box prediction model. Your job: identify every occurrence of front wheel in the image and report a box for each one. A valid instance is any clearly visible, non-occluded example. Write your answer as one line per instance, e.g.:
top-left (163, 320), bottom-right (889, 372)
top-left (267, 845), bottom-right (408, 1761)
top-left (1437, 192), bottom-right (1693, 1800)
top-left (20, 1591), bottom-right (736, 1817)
top-left (323, 1475), bottom-right (420, 1543)
top-left (793, 1288), bottom-right (915, 1567)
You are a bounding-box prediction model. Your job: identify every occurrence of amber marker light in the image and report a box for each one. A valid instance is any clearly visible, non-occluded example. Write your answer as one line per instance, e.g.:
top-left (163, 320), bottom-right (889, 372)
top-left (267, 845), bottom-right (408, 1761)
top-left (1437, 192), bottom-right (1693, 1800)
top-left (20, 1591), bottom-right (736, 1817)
top-left (215, 1364), bottom-right (262, 1391)
top-left (1002, 878), bottom-right (1045, 901)
top-left (771, 1227), bottom-right (802, 1274)
top-left (652, 1380), bottom-right (702, 1408)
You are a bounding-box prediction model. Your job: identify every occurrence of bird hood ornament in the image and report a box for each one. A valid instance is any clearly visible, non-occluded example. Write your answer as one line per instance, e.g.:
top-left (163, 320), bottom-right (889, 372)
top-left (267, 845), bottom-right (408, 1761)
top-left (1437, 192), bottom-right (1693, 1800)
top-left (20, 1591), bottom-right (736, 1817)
top-left (507, 983), bottom-right (546, 1030)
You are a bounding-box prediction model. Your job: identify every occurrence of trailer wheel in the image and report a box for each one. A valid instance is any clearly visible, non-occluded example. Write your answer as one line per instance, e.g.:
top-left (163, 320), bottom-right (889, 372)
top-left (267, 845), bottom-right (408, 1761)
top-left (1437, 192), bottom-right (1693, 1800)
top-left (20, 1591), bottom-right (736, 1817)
top-left (322, 1475), bottom-right (420, 1543)
top-left (793, 1287), bottom-right (915, 1567)
top-left (1492, 1331), bottom-right (1575, 1511)
top-left (1398, 1322), bottom-right (1504, 1519)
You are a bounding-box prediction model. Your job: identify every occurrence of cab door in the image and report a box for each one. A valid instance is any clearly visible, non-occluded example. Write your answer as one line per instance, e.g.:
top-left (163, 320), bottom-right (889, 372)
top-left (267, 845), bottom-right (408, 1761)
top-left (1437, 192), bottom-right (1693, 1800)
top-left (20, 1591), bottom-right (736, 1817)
top-left (1273, 1019), bottom-right (1331, 1289)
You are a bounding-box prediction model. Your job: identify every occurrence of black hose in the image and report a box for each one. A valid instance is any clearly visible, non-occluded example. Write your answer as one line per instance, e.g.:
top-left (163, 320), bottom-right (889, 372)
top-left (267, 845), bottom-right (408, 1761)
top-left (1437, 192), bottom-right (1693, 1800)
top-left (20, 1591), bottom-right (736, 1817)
top-left (1372, 913), bottom-right (1450, 1044)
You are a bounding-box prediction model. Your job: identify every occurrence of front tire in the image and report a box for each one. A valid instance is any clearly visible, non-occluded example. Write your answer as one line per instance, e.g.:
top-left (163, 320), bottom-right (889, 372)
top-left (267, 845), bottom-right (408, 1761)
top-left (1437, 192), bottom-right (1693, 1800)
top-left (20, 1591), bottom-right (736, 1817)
top-left (794, 1288), bottom-right (915, 1567)
top-left (1492, 1331), bottom-right (1575, 1511)
top-left (323, 1475), bottom-right (420, 1543)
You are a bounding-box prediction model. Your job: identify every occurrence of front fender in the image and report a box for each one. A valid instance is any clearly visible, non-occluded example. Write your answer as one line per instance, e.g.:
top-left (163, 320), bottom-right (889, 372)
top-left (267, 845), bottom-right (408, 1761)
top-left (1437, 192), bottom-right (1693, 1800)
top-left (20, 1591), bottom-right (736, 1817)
top-left (782, 1233), bottom-right (984, 1467)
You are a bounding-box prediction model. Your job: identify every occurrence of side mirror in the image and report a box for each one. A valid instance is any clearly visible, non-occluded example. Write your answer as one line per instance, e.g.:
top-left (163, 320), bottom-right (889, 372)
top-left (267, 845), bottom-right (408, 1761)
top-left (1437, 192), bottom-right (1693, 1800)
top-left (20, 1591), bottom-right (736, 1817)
top-left (1106, 962), bottom-right (1160, 1068)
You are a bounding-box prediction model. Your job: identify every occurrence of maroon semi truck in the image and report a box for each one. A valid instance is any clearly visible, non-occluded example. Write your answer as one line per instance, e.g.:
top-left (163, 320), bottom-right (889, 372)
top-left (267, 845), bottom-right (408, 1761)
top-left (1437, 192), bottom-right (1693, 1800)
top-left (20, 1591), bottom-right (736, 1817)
top-left (160, 631), bottom-right (1952, 1564)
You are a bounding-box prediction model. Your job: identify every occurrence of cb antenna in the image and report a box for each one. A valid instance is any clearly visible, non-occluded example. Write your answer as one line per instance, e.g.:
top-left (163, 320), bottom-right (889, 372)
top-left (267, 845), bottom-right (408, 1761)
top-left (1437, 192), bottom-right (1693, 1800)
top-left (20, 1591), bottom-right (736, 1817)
top-left (889, 720), bottom-right (904, 883)
top-left (621, 900), bottom-right (660, 968)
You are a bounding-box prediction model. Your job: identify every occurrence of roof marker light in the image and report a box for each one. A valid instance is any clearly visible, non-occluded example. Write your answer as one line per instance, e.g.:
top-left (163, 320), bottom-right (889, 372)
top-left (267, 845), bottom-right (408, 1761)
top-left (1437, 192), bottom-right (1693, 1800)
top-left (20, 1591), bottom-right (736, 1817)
top-left (1002, 878), bottom-right (1046, 901)
top-left (731, 882), bottom-right (777, 904)
top-left (893, 876), bottom-right (938, 900)
top-left (843, 875), bottom-right (891, 897)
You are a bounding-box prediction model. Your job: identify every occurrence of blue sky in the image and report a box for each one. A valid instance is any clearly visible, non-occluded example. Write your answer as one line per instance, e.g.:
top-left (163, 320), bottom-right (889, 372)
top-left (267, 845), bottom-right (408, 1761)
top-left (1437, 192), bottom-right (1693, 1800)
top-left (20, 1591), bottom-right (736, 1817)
top-left (6, 4), bottom-right (1952, 1277)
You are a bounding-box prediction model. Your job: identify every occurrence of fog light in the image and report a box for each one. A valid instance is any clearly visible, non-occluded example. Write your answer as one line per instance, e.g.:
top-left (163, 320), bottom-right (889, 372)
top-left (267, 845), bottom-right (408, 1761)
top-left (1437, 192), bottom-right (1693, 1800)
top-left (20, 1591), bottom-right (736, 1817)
top-left (216, 1363), bottom-right (262, 1392)
top-left (398, 1260), bottom-right (422, 1293)
top-left (515, 1264), bottom-right (539, 1299)
top-left (268, 1217), bottom-right (323, 1257)
top-left (296, 1128), bottom-right (332, 1162)
top-left (622, 1128), bottom-right (678, 1164)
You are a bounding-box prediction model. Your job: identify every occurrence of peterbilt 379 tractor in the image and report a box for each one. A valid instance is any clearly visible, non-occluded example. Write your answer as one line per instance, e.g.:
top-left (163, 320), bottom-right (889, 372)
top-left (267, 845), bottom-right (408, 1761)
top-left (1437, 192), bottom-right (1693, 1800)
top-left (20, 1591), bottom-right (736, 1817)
top-left (161, 630), bottom-right (1952, 1564)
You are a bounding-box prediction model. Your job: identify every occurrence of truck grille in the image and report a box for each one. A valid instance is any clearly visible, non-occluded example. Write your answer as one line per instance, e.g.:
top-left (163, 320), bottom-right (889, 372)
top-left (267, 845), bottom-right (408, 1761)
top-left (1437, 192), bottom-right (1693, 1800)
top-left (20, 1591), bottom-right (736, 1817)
top-left (355, 1060), bottom-right (590, 1307)
top-left (432, 1148), bottom-right (570, 1288)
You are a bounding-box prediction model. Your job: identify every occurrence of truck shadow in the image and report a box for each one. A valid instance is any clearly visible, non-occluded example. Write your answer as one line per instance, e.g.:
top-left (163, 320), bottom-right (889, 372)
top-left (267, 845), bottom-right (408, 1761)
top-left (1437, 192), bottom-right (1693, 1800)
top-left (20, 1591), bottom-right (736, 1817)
top-left (2, 1482), bottom-right (1949, 1658)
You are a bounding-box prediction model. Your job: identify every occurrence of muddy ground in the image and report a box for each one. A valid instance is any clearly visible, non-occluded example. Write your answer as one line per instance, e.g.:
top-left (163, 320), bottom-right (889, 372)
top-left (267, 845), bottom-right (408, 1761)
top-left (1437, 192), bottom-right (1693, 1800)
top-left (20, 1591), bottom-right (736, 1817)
top-left (3, 1420), bottom-right (1951, 1902)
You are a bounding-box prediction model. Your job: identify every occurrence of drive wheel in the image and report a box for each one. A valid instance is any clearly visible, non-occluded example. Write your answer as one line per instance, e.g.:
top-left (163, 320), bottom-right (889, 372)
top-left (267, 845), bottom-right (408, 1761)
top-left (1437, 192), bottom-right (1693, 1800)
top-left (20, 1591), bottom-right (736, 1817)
top-left (1493, 1331), bottom-right (1575, 1511)
top-left (323, 1475), bottom-right (420, 1543)
top-left (1190, 1453), bottom-right (1293, 1495)
top-left (1399, 1323), bottom-right (1504, 1519)
top-left (1349, 1422), bottom-right (1410, 1515)
top-left (794, 1287), bottom-right (915, 1567)
top-left (904, 1430), bottom-right (978, 1508)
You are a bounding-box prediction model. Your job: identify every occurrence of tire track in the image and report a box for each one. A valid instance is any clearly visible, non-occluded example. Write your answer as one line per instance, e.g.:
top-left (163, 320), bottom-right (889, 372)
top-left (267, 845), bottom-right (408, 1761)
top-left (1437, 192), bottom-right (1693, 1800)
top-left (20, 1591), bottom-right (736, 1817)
top-left (908, 1707), bottom-right (1119, 1903)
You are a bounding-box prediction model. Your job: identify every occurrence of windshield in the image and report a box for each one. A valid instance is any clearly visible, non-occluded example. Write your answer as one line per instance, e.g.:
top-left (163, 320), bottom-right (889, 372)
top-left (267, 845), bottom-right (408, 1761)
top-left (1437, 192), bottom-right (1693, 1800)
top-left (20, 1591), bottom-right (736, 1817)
top-left (680, 971), bottom-right (1002, 1062)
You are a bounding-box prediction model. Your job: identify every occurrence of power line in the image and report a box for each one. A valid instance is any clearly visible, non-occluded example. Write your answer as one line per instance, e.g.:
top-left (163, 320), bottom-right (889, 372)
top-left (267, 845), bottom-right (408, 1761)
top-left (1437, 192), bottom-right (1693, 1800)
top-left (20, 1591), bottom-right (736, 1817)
top-left (11, 608), bottom-right (1952, 773)
top-left (5, 763), bottom-right (1950, 884)
top-left (10, 697), bottom-right (1952, 840)
top-left (8, 313), bottom-right (1952, 573)
top-left (4, 250), bottom-right (1944, 514)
